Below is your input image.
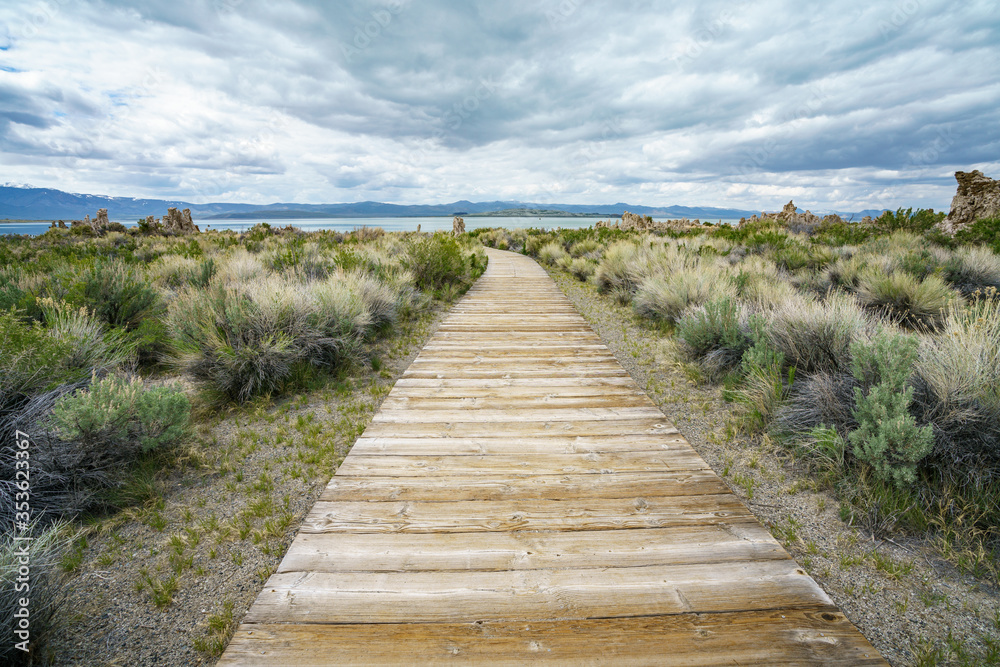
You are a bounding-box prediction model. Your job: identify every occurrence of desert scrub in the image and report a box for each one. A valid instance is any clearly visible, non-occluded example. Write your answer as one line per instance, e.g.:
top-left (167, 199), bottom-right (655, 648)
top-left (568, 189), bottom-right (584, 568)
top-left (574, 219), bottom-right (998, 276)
top-left (569, 238), bottom-right (601, 258)
top-left (943, 245), bottom-right (1000, 294)
top-left (914, 289), bottom-right (1000, 463)
top-left (167, 273), bottom-right (374, 402)
top-left (50, 373), bottom-right (190, 454)
top-left (676, 297), bottom-right (751, 379)
top-left (568, 257), bottom-right (596, 281)
top-left (404, 233), bottom-right (484, 294)
top-left (848, 331), bottom-right (934, 487)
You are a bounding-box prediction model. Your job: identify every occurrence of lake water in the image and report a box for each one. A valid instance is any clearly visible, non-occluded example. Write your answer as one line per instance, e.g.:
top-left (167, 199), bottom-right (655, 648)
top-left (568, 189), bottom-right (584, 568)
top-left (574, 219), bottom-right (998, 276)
top-left (0, 215), bottom-right (743, 237)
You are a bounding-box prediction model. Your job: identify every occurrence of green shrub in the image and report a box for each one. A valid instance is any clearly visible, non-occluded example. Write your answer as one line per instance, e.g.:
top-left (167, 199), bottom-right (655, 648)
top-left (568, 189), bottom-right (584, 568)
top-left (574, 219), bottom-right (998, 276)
top-left (0, 311), bottom-right (75, 422)
top-left (79, 259), bottom-right (161, 331)
top-left (677, 297), bottom-right (750, 379)
top-left (872, 208), bottom-right (945, 235)
top-left (0, 304), bottom-right (133, 427)
top-left (51, 373), bottom-right (190, 454)
top-left (848, 331), bottom-right (934, 487)
top-left (954, 216), bottom-right (1000, 254)
top-left (405, 234), bottom-right (470, 292)
top-left (855, 270), bottom-right (956, 329)
top-left (812, 219), bottom-right (875, 246)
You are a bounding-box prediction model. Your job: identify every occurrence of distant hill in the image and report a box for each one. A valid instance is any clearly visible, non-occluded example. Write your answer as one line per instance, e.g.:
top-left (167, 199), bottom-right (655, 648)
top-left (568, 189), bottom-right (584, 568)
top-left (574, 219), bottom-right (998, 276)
top-left (0, 184), bottom-right (893, 223)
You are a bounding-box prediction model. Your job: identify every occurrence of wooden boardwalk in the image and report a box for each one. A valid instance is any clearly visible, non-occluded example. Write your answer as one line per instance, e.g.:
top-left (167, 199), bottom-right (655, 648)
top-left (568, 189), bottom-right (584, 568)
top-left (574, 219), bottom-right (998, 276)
top-left (219, 250), bottom-right (885, 665)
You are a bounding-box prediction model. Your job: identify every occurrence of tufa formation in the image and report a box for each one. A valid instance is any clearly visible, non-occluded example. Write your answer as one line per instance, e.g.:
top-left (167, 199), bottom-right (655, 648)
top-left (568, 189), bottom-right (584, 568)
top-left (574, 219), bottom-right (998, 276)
top-left (596, 211), bottom-right (696, 232)
top-left (938, 170), bottom-right (1000, 235)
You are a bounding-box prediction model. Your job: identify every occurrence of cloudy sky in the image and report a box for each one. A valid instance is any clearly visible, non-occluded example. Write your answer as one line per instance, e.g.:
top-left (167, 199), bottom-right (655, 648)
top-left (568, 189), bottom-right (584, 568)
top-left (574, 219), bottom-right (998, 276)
top-left (1, 0), bottom-right (998, 211)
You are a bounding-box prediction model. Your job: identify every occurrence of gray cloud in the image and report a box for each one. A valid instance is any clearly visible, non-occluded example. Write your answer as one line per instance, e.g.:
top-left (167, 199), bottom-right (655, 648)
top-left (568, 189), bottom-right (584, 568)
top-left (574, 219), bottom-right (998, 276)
top-left (0, 0), bottom-right (997, 210)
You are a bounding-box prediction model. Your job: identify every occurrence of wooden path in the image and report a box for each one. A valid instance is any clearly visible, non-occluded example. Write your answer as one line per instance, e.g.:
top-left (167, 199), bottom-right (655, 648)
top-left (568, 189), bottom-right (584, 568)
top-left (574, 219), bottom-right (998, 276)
top-left (219, 249), bottom-right (885, 665)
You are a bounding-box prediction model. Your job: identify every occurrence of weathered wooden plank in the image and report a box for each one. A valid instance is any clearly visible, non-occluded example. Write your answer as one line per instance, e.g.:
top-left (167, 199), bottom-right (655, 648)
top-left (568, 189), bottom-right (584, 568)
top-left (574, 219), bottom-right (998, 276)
top-left (350, 433), bottom-right (681, 455)
top-left (361, 418), bottom-right (678, 438)
top-left (219, 609), bottom-right (885, 666)
top-left (318, 471), bottom-right (724, 502)
top-left (401, 368), bottom-right (632, 379)
top-left (336, 449), bottom-right (707, 476)
top-left (278, 524), bottom-right (785, 573)
top-left (242, 560), bottom-right (830, 624)
top-left (299, 494), bottom-right (751, 534)
top-left (393, 376), bottom-right (641, 388)
top-left (371, 406), bottom-right (668, 423)
top-left (385, 384), bottom-right (649, 398)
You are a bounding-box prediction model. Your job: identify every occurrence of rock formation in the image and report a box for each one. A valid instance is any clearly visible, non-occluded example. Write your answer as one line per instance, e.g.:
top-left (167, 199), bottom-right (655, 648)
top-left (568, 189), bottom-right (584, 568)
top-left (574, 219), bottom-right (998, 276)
top-left (452, 216), bottom-right (465, 235)
top-left (68, 209), bottom-right (116, 232)
top-left (737, 200), bottom-right (843, 231)
top-left (162, 207), bottom-right (200, 234)
top-left (595, 211), bottom-right (695, 232)
top-left (938, 170), bottom-right (1000, 235)
top-left (94, 208), bottom-right (110, 229)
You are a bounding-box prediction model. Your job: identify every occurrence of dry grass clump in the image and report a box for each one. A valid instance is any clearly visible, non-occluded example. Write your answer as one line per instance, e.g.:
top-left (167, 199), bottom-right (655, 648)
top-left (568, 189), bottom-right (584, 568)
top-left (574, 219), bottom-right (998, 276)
top-left (0, 521), bottom-right (77, 665)
top-left (569, 239), bottom-right (602, 258)
top-left (538, 241), bottom-right (569, 266)
top-left (762, 292), bottom-right (870, 375)
top-left (945, 245), bottom-right (1000, 295)
top-left (633, 265), bottom-right (733, 323)
top-left (148, 255), bottom-right (203, 289)
top-left (214, 248), bottom-right (269, 285)
top-left (732, 256), bottom-right (801, 310)
top-left (568, 258), bottom-right (597, 281)
top-left (914, 289), bottom-right (1000, 462)
top-left (594, 237), bottom-right (700, 296)
top-left (167, 272), bottom-right (378, 402)
top-left (855, 270), bottom-right (957, 330)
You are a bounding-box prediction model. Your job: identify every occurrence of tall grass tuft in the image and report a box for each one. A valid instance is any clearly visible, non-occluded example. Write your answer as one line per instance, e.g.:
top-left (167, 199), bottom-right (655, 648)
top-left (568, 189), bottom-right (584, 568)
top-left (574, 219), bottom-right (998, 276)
top-left (168, 271), bottom-right (397, 402)
top-left (632, 267), bottom-right (732, 323)
top-left (944, 245), bottom-right (1000, 295)
top-left (914, 289), bottom-right (1000, 464)
top-left (0, 522), bottom-right (77, 665)
top-left (763, 292), bottom-right (869, 375)
top-left (855, 270), bottom-right (956, 330)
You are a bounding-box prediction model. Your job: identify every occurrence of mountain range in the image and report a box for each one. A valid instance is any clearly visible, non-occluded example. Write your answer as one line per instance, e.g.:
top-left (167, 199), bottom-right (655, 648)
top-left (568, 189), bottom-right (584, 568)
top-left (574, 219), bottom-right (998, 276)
top-left (0, 184), bottom-right (891, 222)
